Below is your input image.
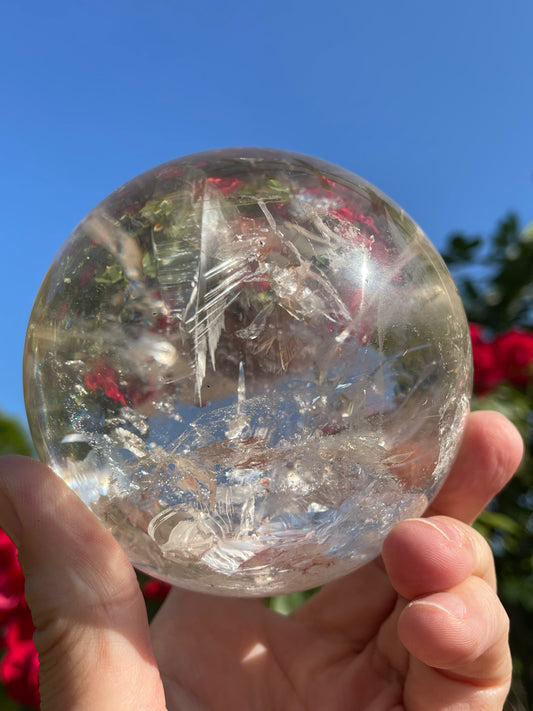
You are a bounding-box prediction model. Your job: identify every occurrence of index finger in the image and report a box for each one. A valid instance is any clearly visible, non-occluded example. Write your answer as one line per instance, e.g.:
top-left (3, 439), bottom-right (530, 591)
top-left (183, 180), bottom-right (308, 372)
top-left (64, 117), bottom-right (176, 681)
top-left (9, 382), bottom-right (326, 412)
top-left (426, 410), bottom-right (523, 523)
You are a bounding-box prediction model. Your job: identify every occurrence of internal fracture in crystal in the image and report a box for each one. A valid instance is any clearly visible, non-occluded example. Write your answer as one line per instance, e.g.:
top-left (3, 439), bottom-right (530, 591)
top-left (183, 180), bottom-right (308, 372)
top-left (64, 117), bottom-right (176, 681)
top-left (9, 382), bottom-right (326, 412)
top-left (24, 148), bottom-right (472, 596)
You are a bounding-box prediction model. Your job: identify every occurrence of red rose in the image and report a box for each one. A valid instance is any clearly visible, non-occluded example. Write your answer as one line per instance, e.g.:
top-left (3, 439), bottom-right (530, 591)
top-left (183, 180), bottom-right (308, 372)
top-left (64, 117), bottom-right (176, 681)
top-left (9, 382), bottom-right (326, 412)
top-left (141, 579), bottom-right (171, 601)
top-left (0, 635), bottom-right (39, 708)
top-left (494, 328), bottom-right (533, 388)
top-left (85, 359), bottom-right (128, 406)
top-left (206, 176), bottom-right (242, 195)
top-left (0, 531), bottom-right (25, 625)
top-left (469, 324), bottom-right (505, 395)
top-left (0, 530), bottom-right (40, 708)
top-left (2, 607), bottom-right (35, 647)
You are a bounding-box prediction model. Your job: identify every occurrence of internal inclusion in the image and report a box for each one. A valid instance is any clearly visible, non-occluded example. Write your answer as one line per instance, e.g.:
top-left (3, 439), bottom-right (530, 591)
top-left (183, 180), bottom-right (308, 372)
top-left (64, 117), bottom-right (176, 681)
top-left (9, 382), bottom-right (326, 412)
top-left (145, 476), bottom-right (429, 578)
top-left (59, 383), bottom-right (468, 587)
top-left (75, 434), bottom-right (433, 589)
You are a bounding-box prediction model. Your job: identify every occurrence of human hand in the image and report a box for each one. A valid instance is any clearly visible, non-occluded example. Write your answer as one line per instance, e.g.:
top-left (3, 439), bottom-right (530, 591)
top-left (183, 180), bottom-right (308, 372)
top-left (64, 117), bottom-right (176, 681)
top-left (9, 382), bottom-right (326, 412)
top-left (0, 410), bottom-right (523, 710)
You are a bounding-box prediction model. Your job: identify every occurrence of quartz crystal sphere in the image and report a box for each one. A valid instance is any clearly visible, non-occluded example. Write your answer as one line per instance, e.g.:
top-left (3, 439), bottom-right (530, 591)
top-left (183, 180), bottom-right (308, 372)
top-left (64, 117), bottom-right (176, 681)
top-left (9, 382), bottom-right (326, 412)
top-left (24, 148), bottom-right (472, 596)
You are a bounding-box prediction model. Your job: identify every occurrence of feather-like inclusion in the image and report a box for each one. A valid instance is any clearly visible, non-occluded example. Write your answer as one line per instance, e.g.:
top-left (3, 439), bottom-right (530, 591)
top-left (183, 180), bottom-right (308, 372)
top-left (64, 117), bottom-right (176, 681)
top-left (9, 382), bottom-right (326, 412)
top-left (23, 148), bottom-right (472, 596)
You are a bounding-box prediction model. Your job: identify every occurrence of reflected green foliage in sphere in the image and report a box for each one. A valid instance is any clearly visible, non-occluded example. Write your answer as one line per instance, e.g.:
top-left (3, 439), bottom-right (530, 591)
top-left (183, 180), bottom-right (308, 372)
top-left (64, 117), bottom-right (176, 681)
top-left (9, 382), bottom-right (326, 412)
top-left (24, 148), bottom-right (472, 596)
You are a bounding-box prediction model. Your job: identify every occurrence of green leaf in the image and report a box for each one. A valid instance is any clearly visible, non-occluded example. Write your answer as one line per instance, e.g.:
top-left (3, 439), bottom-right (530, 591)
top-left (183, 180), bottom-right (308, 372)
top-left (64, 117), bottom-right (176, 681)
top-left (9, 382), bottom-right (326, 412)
top-left (94, 263), bottom-right (124, 284)
top-left (0, 681), bottom-right (22, 709)
top-left (477, 510), bottom-right (522, 536)
top-left (501, 576), bottom-right (533, 611)
top-left (264, 588), bottom-right (319, 615)
top-left (142, 250), bottom-right (157, 278)
top-left (0, 413), bottom-right (33, 457)
top-left (471, 385), bottom-right (531, 438)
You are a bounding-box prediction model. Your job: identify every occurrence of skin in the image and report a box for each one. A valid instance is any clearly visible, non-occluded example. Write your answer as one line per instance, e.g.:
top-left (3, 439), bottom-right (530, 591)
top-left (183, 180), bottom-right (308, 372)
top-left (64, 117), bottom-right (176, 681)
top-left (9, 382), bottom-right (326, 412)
top-left (0, 410), bottom-right (523, 710)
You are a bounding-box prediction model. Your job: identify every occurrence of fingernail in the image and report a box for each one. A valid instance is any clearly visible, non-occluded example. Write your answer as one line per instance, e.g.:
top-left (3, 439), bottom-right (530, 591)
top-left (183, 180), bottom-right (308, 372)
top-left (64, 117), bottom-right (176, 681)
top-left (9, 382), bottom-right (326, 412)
top-left (409, 592), bottom-right (467, 620)
top-left (405, 518), bottom-right (465, 547)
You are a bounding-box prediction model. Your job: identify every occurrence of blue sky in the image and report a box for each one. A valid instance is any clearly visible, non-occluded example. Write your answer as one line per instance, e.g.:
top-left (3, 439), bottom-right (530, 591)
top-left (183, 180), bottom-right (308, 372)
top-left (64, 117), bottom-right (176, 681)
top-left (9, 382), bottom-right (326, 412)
top-left (1, 0), bottom-right (532, 424)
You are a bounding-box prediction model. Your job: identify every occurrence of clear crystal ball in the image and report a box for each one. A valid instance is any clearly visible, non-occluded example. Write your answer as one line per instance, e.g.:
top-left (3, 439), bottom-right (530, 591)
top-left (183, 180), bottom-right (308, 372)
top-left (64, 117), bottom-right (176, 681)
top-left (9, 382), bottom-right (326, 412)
top-left (24, 148), bottom-right (472, 596)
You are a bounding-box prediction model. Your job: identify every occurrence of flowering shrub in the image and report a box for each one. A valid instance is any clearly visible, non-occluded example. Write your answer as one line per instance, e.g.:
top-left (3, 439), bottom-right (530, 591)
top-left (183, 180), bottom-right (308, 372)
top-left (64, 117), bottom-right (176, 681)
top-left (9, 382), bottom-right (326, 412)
top-left (470, 324), bottom-right (533, 395)
top-left (442, 214), bottom-right (533, 709)
top-left (0, 531), bottom-right (39, 709)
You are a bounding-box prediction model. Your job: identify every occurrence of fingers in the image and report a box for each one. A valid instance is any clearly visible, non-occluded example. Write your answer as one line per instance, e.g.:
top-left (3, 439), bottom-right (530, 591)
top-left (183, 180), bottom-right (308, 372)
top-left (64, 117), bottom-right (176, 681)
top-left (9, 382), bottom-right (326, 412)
top-left (382, 516), bottom-right (497, 597)
top-left (0, 456), bottom-right (166, 711)
top-left (290, 411), bottom-right (521, 651)
top-left (399, 578), bottom-right (510, 681)
top-left (399, 579), bottom-right (511, 710)
top-left (426, 410), bottom-right (523, 523)
top-left (383, 516), bottom-right (512, 709)
top-left (380, 411), bottom-right (520, 710)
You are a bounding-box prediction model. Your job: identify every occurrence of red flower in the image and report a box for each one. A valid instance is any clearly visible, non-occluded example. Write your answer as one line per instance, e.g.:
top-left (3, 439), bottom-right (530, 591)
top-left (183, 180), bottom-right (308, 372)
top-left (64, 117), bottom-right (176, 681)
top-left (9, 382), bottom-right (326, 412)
top-left (85, 359), bottom-right (127, 406)
top-left (469, 324), bottom-right (533, 394)
top-left (141, 579), bottom-right (171, 601)
top-left (0, 530), bottom-right (40, 708)
top-left (85, 359), bottom-right (158, 408)
top-left (0, 532), bottom-right (25, 626)
top-left (494, 328), bottom-right (533, 389)
top-left (207, 176), bottom-right (242, 195)
top-left (2, 607), bottom-right (35, 647)
top-left (470, 324), bottom-right (505, 395)
top-left (330, 205), bottom-right (379, 236)
top-left (0, 635), bottom-right (39, 708)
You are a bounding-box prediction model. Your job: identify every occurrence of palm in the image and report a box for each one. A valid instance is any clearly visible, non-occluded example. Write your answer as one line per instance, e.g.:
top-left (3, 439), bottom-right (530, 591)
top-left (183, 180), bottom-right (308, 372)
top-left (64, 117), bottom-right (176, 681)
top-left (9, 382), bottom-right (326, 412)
top-left (152, 560), bottom-right (406, 710)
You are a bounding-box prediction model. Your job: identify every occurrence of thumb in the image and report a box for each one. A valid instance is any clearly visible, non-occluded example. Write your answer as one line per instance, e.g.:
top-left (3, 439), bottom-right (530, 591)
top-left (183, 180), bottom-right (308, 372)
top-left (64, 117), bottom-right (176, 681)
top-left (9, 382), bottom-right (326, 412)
top-left (0, 455), bottom-right (166, 711)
